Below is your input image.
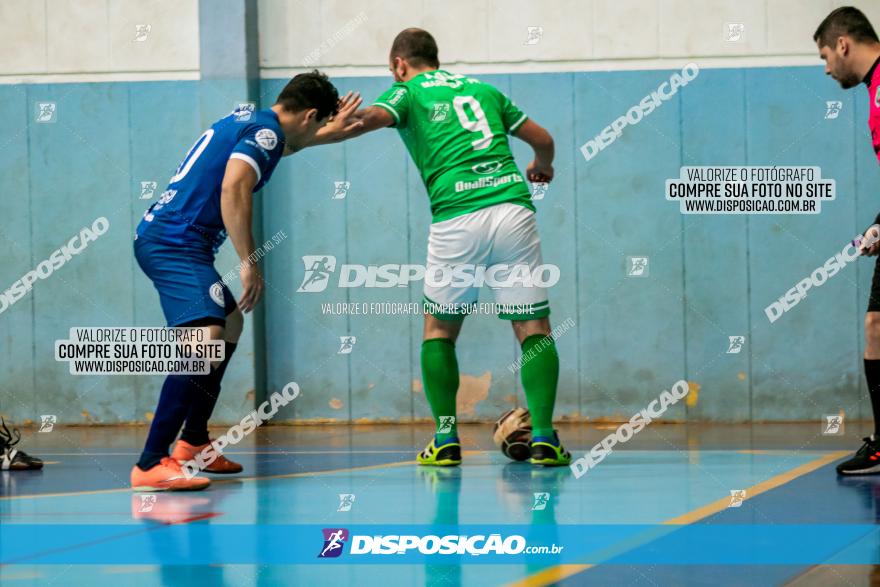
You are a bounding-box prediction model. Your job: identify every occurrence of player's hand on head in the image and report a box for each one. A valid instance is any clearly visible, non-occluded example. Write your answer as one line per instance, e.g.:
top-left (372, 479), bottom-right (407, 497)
top-left (526, 159), bottom-right (553, 183)
top-left (862, 224), bottom-right (880, 256)
top-left (337, 91), bottom-right (362, 114)
top-left (238, 262), bottom-right (264, 313)
top-left (333, 91), bottom-right (364, 131)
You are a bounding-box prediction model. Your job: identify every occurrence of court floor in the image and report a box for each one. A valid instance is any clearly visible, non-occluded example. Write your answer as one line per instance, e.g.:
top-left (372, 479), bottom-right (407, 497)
top-left (0, 422), bottom-right (877, 586)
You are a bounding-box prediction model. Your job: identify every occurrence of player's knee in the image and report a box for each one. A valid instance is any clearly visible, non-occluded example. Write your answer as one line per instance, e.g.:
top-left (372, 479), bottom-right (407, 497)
top-left (512, 317), bottom-right (551, 342)
top-left (225, 308), bottom-right (244, 343)
top-left (423, 314), bottom-right (462, 342)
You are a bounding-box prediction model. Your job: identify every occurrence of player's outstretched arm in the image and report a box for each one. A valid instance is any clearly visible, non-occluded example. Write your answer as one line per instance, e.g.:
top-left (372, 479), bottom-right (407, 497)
top-left (220, 158), bottom-right (263, 313)
top-left (311, 104), bottom-right (395, 146)
top-left (513, 119), bottom-right (555, 183)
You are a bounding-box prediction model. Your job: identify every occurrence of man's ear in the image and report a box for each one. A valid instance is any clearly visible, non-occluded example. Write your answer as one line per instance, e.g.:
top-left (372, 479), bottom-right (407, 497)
top-left (837, 35), bottom-right (849, 57)
top-left (392, 56), bottom-right (406, 77)
top-left (303, 108), bottom-right (319, 124)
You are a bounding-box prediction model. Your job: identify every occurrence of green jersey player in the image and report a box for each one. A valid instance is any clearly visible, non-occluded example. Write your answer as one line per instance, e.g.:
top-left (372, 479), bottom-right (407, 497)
top-left (314, 28), bottom-right (569, 467)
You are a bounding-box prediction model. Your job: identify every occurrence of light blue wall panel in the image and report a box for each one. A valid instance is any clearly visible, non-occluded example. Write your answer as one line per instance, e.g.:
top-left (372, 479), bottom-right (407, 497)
top-left (510, 72), bottom-right (581, 420)
top-left (745, 67), bottom-right (859, 421)
top-left (0, 86), bottom-right (35, 423)
top-left (573, 69), bottom-right (686, 421)
top-left (680, 68), bottom-right (751, 421)
top-left (27, 83), bottom-right (134, 423)
top-left (338, 77), bottom-right (415, 422)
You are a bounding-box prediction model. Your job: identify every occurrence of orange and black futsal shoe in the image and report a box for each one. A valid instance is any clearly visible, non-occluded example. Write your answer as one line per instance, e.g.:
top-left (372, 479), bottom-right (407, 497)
top-left (171, 439), bottom-right (243, 474)
top-left (131, 456), bottom-right (211, 491)
top-left (837, 437), bottom-right (880, 475)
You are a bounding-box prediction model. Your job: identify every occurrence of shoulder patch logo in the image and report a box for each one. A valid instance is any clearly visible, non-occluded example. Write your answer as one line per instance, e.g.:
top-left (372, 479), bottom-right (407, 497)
top-left (388, 88), bottom-right (406, 105)
top-left (256, 128), bottom-right (278, 150)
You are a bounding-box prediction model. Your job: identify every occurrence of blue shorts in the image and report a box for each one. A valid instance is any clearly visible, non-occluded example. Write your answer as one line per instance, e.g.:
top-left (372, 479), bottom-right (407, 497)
top-left (134, 236), bottom-right (236, 327)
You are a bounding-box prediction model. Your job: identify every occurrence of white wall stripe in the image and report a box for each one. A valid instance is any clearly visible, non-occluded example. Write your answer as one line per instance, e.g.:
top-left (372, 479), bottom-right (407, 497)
top-left (0, 70), bottom-right (200, 85)
top-left (261, 54), bottom-right (823, 79)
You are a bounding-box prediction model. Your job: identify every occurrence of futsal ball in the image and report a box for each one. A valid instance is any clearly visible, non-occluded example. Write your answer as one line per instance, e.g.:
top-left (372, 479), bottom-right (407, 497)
top-left (493, 407), bottom-right (532, 461)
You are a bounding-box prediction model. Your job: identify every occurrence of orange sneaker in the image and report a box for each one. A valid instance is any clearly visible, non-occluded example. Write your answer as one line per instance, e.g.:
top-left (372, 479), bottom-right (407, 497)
top-left (171, 439), bottom-right (243, 474)
top-left (130, 457), bottom-right (210, 491)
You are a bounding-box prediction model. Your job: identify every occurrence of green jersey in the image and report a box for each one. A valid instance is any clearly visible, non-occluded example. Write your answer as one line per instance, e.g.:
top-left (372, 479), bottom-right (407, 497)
top-left (373, 70), bottom-right (533, 223)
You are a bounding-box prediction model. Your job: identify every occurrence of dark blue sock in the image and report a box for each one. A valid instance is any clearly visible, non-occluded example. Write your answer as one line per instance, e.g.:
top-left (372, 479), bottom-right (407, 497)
top-left (180, 342), bottom-right (237, 446)
top-left (137, 373), bottom-right (207, 470)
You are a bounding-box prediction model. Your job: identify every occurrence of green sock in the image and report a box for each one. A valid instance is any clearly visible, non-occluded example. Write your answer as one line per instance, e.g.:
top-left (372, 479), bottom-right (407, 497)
top-left (421, 338), bottom-right (459, 443)
top-left (520, 334), bottom-right (559, 439)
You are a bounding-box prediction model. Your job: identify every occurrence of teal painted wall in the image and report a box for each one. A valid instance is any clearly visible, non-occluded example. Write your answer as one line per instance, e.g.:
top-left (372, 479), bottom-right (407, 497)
top-left (0, 81), bottom-right (256, 426)
top-left (1, 65), bottom-right (877, 424)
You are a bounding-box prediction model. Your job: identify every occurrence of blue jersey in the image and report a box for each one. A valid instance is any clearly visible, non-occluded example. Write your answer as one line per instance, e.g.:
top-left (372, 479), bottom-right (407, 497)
top-left (137, 107), bottom-right (285, 251)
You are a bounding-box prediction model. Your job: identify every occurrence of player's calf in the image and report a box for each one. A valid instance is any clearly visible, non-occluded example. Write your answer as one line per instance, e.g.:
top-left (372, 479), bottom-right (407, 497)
top-left (841, 312), bottom-right (880, 475)
top-left (511, 319), bottom-right (570, 466)
top-left (418, 314), bottom-right (464, 464)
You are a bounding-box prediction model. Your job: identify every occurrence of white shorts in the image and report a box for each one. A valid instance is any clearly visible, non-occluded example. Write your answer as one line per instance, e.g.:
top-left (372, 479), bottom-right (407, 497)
top-left (423, 203), bottom-right (553, 321)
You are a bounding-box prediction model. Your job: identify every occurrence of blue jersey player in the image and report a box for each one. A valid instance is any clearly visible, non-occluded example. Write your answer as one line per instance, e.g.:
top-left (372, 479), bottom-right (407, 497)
top-left (131, 72), bottom-right (362, 491)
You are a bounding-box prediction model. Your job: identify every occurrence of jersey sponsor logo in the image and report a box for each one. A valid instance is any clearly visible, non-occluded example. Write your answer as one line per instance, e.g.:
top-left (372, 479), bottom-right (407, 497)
top-left (255, 128), bottom-right (278, 150)
top-left (429, 101), bottom-right (451, 123)
top-left (455, 173), bottom-right (524, 193)
top-left (209, 282), bottom-right (225, 307)
top-left (875, 86), bottom-right (880, 108)
top-left (471, 160), bottom-right (503, 175)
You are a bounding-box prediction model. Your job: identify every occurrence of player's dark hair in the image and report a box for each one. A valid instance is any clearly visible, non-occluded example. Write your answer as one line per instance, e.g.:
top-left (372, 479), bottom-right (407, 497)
top-left (390, 28), bottom-right (439, 68)
top-left (275, 70), bottom-right (339, 120)
top-left (814, 6), bottom-right (879, 48)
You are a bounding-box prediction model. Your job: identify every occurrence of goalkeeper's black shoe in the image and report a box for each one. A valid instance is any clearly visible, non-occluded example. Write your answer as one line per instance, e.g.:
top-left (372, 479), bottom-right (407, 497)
top-left (0, 418), bottom-right (43, 471)
top-left (837, 437), bottom-right (880, 476)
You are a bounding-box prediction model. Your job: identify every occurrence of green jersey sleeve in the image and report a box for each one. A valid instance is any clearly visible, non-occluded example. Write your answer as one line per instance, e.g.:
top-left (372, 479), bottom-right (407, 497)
top-left (491, 87), bottom-right (528, 134)
top-left (373, 83), bottom-right (411, 127)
